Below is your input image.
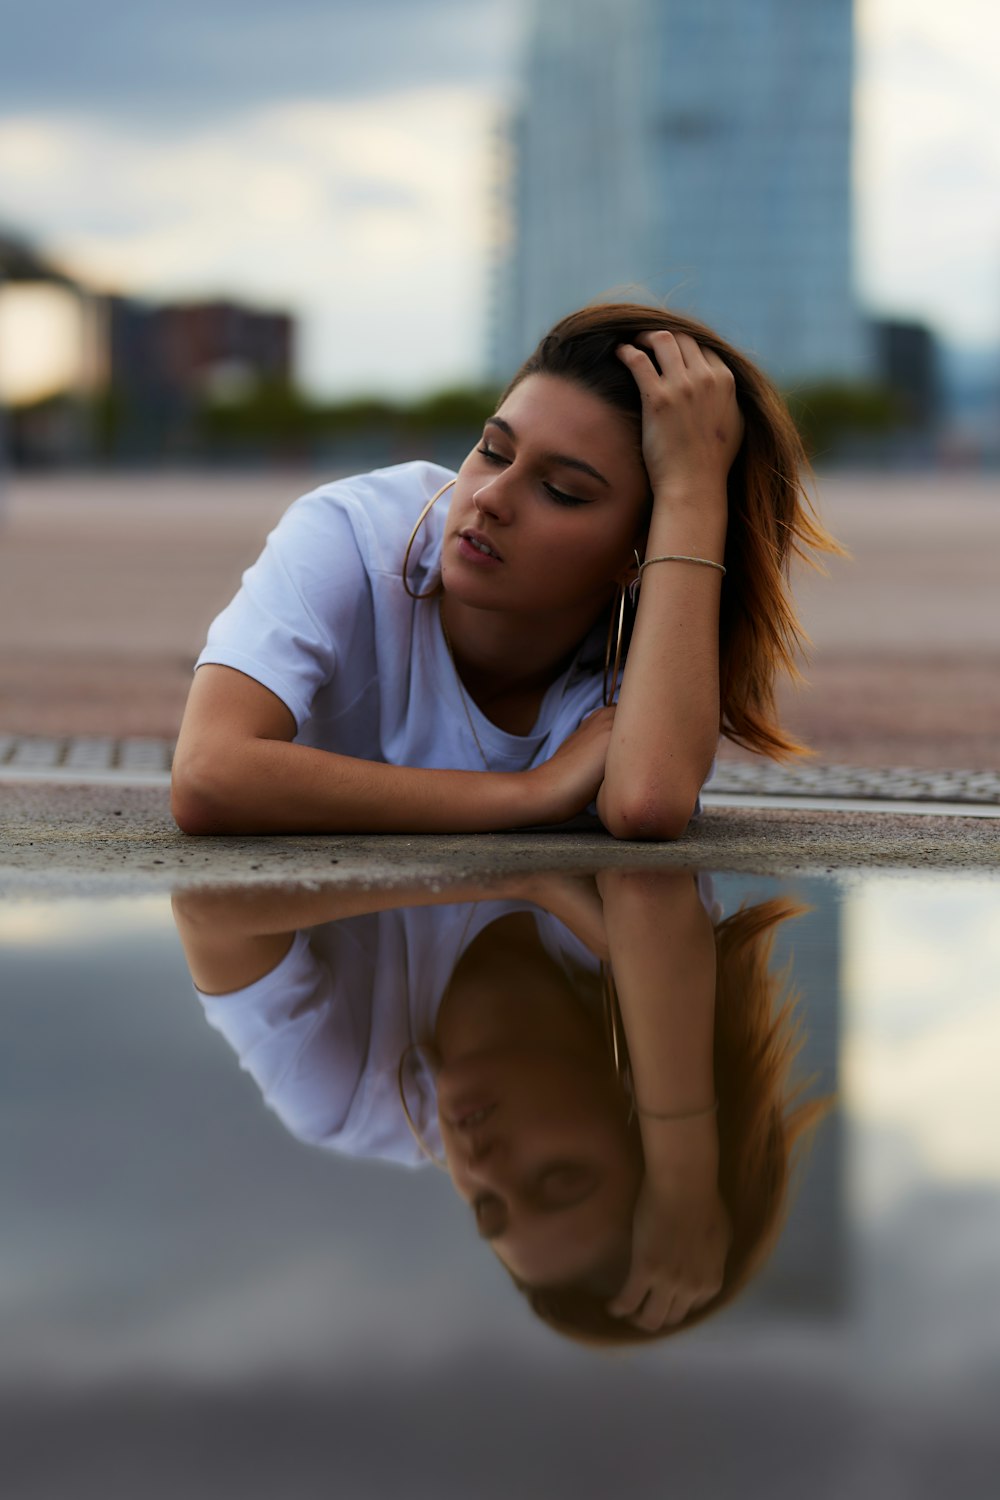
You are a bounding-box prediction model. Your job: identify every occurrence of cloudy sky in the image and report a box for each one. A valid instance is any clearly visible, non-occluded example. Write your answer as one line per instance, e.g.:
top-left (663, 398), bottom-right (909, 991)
top-left (0, 0), bottom-right (997, 396)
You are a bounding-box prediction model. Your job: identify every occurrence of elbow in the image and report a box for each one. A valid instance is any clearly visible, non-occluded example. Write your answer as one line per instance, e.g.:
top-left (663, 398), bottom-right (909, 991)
top-left (170, 752), bottom-right (234, 836)
top-left (599, 786), bottom-right (697, 843)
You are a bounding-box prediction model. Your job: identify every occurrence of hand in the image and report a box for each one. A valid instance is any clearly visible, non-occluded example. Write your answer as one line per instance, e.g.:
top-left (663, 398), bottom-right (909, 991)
top-left (532, 705), bottom-right (615, 824)
top-left (616, 331), bottom-right (744, 506)
top-left (607, 1173), bottom-right (731, 1333)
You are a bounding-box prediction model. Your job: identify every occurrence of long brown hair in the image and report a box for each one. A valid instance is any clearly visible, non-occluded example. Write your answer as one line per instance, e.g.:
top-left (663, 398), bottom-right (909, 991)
top-left (520, 897), bottom-right (830, 1346)
top-left (504, 303), bottom-right (844, 758)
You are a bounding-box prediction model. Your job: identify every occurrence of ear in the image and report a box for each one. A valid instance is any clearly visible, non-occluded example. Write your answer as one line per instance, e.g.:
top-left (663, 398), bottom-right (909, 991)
top-left (614, 542), bottom-right (643, 593)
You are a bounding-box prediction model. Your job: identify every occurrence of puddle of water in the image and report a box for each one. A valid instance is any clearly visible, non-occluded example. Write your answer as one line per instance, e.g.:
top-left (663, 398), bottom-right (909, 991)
top-left (1, 867), bottom-right (998, 1500)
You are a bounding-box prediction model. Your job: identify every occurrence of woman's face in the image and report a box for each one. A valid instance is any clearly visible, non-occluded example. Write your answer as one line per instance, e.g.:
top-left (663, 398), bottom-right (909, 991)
top-left (441, 373), bottom-right (650, 623)
top-left (437, 1045), bottom-right (642, 1289)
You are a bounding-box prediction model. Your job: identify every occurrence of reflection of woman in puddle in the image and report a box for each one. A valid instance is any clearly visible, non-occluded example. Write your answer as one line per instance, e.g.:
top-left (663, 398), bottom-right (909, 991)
top-left (174, 870), bottom-right (822, 1344)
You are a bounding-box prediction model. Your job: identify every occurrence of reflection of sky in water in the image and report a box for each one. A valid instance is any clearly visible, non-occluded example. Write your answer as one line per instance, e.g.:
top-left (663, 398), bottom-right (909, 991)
top-left (1, 872), bottom-right (998, 1497)
top-left (844, 877), bottom-right (1000, 1182)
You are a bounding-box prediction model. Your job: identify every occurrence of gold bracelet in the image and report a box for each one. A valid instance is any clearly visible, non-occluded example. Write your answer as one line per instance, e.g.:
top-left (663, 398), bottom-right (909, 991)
top-left (639, 554), bottom-right (726, 578)
top-left (634, 1099), bottom-right (719, 1122)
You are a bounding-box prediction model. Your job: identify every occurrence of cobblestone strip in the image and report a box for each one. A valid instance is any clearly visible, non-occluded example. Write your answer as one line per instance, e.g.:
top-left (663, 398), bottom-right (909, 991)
top-left (0, 735), bottom-right (175, 775)
top-left (709, 762), bottom-right (1000, 805)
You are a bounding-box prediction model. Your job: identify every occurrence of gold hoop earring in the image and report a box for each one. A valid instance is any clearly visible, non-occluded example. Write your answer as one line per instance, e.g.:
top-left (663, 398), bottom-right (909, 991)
top-left (602, 961), bottom-right (635, 1123)
top-left (402, 479), bottom-right (457, 600)
top-left (397, 1045), bottom-right (449, 1169)
top-left (603, 583), bottom-right (627, 706)
top-left (602, 553), bottom-right (641, 706)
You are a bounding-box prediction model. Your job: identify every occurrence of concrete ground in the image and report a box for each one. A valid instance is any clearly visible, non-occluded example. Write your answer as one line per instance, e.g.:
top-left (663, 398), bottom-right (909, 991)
top-left (1, 779), bottom-right (996, 899)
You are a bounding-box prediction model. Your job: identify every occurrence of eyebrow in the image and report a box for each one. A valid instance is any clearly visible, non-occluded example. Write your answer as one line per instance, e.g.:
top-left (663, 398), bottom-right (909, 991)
top-left (485, 416), bottom-right (611, 488)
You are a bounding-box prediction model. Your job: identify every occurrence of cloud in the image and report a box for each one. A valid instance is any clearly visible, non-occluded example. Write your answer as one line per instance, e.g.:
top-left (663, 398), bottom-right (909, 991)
top-left (855, 0), bottom-right (1000, 340)
top-left (842, 877), bottom-right (1000, 1184)
top-left (0, 88), bottom-right (500, 393)
top-left (0, 0), bottom-right (514, 127)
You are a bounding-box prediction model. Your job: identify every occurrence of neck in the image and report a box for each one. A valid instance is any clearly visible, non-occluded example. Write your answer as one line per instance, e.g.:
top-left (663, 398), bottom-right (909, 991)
top-left (433, 913), bottom-right (596, 1063)
top-left (439, 592), bottom-right (603, 704)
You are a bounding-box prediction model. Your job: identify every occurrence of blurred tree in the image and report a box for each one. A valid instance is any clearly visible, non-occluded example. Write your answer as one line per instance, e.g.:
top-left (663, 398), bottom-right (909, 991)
top-left (785, 382), bottom-right (903, 462)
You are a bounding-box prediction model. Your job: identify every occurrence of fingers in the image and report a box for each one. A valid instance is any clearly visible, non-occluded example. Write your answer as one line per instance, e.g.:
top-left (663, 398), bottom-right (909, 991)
top-left (617, 330), bottom-right (733, 386)
top-left (606, 1267), bottom-right (650, 1321)
top-left (607, 1266), bottom-right (690, 1330)
top-left (608, 1250), bottom-right (726, 1332)
top-left (608, 1277), bottom-right (708, 1332)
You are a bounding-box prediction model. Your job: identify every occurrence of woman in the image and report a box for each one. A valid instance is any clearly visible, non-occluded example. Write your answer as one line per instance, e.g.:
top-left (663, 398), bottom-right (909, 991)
top-left (171, 302), bottom-right (837, 839)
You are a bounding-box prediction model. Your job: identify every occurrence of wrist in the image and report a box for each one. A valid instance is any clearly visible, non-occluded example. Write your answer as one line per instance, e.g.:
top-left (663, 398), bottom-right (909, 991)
top-left (516, 764), bottom-right (566, 827)
top-left (650, 478), bottom-right (728, 513)
top-left (644, 506), bottom-right (727, 565)
top-left (640, 1113), bottom-right (719, 1177)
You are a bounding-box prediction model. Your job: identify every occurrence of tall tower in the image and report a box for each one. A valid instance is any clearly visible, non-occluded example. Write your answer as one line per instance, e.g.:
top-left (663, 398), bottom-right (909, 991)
top-left (493, 0), bottom-right (870, 386)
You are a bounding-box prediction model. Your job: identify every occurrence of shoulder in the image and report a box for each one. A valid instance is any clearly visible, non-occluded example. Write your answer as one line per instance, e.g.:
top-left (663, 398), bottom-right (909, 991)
top-left (271, 461), bottom-right (454, 580)
top-left (291, 461), bottom-right (454, 533)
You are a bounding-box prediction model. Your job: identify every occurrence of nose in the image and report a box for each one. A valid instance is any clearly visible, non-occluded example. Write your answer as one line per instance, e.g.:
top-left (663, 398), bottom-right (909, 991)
top-left (473, 470), bottom-right (515, 525)
top-left (462, 1133), bottom-right (511, 1184)
top-left (467, 1132), bottom-right (500, 1165)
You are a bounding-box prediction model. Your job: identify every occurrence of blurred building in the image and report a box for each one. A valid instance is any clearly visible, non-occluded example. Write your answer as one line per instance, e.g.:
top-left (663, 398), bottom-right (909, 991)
top-left (871, 318), bottom-right (939, 430)
top-left (97, 295), bottom-right (295, 460)
top-left (0, 229), bottom-right (103, 465)
top-left (493, 0), bottom-right (871, 386)
top-left (107, 297), bottom-right (293, 402)
top-left (715, 874), bottom-right (847, 1316)
top-left (2, 226), bottom-right (296, 462)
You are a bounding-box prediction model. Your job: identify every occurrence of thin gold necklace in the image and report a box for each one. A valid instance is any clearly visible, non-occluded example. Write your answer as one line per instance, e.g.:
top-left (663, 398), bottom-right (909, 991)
top-left (438, 600), bottom-right (490, 770)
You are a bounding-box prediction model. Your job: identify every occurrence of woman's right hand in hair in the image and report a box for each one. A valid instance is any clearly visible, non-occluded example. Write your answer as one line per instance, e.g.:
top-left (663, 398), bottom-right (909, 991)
top-left (530, 705), bottom-right (616, 824)
top-left (616, 331), bottom-right (743, 508)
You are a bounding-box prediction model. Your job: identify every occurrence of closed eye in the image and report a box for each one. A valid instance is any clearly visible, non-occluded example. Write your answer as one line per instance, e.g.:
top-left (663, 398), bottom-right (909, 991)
top-left (542, 482), bottom-right (589, 508)
top-left (477, 443), bottom-right (509, 465)
top-left (476, 443), bottom-right (589, 508)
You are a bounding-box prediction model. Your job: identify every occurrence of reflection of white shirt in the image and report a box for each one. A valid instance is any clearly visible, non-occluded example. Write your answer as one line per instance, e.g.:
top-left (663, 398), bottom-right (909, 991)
top-left (195, 461), bottom-right (609, 770)
top-left (196, 902), bottom-right (601, 1168)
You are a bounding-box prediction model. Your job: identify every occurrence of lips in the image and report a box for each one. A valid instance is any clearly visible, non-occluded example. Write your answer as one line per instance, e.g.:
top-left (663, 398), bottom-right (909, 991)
top-left (459, 528), bottom-right (504, 562)
top-left (446, 1102), bottom-right (498, 1130)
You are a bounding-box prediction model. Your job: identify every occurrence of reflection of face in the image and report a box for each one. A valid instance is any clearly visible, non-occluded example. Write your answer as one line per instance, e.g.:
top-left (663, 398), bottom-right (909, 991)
top-left (440, 373), bottom-right (649, 623)
top-left (437, 1046), bottom-right (642, 1290)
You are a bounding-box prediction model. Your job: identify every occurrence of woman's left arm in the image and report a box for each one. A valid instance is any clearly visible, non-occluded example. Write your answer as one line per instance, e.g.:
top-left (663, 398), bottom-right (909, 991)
top-left (597, 331), bottom-right (743, 840)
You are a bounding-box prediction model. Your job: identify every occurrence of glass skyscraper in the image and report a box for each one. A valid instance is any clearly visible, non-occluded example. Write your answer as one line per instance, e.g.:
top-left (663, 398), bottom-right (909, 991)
top-left (493, 0), bottom-right (870, 385)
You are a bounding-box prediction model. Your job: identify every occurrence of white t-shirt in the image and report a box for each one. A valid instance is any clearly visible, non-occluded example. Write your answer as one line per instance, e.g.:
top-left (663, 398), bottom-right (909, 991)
top-left (194, 874), bottom-right (720, 1169)
top-left (195, 461), bottom-right (610, 771)
top-left (197, 901), bottom-right (602, 1168)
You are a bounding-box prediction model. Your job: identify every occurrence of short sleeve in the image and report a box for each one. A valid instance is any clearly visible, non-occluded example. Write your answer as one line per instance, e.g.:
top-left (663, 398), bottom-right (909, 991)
top-left (196, 487), bottom-right (372, 731)
top-left (196, 929), bottom-right (369, 1147)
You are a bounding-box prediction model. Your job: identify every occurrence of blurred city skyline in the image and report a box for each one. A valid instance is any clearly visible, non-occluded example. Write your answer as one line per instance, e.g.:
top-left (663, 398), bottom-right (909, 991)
top-left (0, 0), bottom-right (998, 398)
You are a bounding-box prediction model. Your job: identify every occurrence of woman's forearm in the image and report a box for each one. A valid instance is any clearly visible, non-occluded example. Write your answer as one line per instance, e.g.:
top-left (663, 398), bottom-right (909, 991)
top-left (598, 495), bottom-right (726, 840)
top-left (172, 735), bottom-right (549, 835)
top-left (172, 663), bottom-right (613, 836)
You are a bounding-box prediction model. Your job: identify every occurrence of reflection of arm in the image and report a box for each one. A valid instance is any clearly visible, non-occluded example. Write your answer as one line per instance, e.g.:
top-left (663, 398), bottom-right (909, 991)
top-left (598, 868), bottom-right (715, 1107)
top-left (599, 868), bottom-right (727, 1330)
top-left (172, 872), bottom-right (603, 997)
top-left (596, 869), bottom-right (716, 1169)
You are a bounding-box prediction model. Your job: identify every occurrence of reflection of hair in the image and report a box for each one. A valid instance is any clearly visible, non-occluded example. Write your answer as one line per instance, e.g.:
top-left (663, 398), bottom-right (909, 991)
top-left (505, 303), bottom-right (844, 759)
top-left (523, 898), bottom-right (829, 1346)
